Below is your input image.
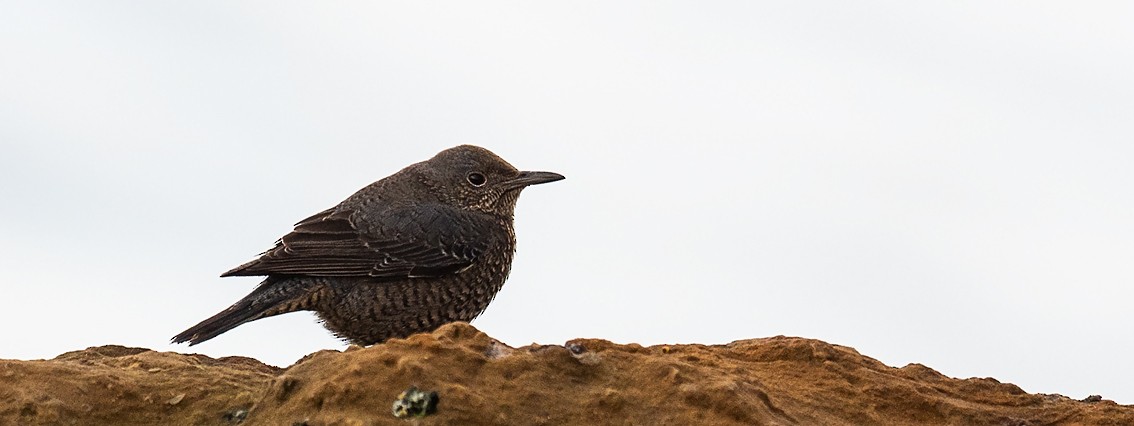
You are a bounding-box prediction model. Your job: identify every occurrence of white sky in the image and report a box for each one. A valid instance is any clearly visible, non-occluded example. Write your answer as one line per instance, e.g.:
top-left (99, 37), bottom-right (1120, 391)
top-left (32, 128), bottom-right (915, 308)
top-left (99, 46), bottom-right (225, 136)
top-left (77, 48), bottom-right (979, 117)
top-left (2, 2), bottom-right (1132, 404)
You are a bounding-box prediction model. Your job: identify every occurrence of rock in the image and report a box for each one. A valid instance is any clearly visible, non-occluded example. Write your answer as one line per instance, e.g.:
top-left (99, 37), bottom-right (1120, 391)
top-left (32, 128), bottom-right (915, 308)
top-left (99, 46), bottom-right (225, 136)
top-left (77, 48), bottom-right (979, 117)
top-left (1, 323), bottom-right (1130, 425)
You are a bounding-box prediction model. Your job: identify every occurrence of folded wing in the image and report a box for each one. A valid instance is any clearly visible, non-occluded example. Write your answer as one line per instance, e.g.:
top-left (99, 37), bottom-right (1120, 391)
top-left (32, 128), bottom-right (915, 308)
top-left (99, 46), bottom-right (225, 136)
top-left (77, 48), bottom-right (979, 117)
top-left (222, 204), bottom-right (495, 280)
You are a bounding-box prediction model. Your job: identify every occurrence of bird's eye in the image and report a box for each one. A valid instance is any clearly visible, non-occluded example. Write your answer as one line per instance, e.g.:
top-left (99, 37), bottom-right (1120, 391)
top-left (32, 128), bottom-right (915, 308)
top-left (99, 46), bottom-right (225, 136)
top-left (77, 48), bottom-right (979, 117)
top-left (466, 172), bottom-right (487, 187)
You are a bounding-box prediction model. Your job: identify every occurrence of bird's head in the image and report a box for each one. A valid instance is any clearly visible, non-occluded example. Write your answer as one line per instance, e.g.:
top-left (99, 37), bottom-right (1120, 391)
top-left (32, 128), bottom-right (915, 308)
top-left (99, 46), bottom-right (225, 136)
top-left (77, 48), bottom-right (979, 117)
top-left (412, 145), bottom-right (564, 217)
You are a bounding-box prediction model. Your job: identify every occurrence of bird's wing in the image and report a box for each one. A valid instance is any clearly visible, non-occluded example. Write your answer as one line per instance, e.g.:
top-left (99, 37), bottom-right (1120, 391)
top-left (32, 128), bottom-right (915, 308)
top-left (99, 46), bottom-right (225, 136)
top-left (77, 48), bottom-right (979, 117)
top-left (221, 204), bottom-right (497, 279)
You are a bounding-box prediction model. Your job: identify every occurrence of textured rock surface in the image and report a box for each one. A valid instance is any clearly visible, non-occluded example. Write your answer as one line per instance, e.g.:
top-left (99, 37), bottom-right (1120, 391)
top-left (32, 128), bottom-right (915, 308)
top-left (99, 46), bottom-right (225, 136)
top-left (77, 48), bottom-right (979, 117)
top-left (2, 323), bottom-right (1129, 425)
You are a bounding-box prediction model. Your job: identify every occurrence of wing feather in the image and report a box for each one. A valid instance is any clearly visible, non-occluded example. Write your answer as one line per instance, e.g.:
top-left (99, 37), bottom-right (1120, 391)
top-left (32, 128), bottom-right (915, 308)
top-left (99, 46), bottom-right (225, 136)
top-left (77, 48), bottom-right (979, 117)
top-left (221, 204), bottom-right (495, 280)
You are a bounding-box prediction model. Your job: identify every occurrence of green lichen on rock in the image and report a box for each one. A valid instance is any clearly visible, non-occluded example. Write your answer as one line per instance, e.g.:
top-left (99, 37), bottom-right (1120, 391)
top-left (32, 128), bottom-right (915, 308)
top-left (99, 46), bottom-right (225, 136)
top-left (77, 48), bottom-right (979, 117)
top-left (391, 386), bottom-right (439, 418)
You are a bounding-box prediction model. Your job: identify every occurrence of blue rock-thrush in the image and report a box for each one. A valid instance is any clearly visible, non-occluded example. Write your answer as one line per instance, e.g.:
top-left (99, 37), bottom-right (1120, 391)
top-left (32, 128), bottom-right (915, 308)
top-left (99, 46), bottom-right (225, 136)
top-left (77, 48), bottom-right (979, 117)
top-left (172, 145), bottom-right (563, 346)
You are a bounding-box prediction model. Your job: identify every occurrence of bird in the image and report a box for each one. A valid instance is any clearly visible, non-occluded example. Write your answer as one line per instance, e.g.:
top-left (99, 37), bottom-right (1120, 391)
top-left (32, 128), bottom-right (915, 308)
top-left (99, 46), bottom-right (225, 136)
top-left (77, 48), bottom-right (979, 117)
top-left (171, 145), bottom-right (563, 346)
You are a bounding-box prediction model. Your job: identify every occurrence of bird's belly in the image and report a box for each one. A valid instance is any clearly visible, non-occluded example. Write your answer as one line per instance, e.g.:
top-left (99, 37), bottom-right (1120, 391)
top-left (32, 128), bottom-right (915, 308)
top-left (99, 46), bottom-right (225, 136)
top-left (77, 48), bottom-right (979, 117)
top-left (314, 271), bottom-right (508, 346)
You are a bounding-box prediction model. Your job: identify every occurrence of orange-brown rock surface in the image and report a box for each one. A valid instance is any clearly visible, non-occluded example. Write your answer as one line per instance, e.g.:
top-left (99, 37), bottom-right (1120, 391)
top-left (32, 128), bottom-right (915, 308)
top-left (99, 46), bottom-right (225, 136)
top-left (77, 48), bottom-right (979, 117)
top-left (1, 323), bottom-right (1129, 425)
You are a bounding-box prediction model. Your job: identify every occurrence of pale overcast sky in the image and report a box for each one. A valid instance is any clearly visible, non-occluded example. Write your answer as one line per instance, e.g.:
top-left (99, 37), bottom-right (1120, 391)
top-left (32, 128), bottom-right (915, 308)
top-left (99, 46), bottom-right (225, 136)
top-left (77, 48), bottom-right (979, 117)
top-left (2, 2), bottom-right (1132, 404)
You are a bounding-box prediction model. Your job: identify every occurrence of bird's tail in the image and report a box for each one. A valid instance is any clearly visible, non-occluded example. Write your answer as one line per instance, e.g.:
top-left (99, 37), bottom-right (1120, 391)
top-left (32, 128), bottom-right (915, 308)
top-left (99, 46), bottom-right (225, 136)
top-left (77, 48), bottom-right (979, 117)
top-left (171, 276), bottom-right (319, 346)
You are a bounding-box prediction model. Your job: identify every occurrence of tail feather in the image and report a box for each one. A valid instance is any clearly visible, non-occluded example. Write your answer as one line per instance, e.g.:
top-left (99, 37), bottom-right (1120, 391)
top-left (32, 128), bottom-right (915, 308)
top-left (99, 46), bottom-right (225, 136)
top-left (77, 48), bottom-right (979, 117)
top-left (171, 277), bottom-right (316, 346)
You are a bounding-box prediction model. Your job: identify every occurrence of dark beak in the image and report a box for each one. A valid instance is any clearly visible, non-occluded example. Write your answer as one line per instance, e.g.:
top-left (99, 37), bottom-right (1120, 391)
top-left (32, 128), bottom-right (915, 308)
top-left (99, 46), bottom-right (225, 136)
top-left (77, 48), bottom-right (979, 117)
top-left (506, 171), bottom-right (565, 189)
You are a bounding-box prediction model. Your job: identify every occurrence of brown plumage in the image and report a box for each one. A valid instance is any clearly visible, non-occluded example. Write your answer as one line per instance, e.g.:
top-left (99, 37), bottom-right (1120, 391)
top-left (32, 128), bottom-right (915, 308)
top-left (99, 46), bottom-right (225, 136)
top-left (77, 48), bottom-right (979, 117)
top-left (172, 145), bottom-right (563, 346)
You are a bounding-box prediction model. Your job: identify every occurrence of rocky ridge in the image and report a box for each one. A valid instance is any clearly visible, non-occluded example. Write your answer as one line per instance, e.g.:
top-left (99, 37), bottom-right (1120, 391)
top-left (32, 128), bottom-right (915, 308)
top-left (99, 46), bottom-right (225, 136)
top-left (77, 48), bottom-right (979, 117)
top-left (1, 323), bottom-right (1128, 425)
